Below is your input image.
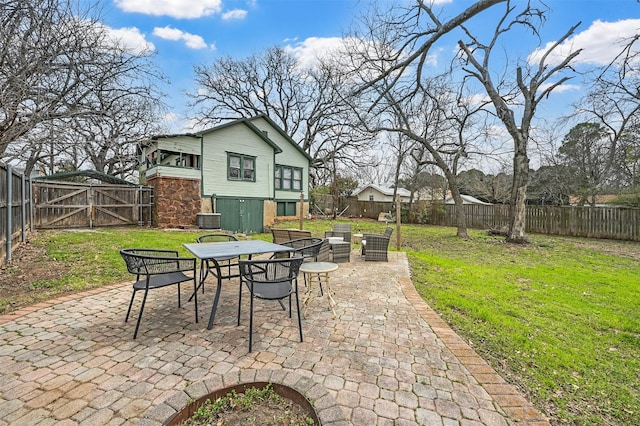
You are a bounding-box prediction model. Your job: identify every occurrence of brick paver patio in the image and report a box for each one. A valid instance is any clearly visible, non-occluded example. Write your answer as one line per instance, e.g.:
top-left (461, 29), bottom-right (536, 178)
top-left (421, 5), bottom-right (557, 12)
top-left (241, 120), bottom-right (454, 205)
top-left (0, 251), bottom-right (549, 425)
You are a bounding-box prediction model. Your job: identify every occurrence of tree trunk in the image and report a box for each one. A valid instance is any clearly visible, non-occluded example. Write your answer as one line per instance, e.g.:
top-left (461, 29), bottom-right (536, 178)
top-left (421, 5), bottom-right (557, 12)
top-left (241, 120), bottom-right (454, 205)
top-left (508, 137), bottom-right (529, 243)
top-left (448, 184), bottom-right (469, 239)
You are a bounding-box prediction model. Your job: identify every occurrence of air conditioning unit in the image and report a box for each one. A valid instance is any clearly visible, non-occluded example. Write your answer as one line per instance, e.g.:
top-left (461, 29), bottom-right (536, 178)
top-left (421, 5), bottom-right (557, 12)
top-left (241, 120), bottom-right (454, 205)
top-left (196, 213), bottom-right (221, 229)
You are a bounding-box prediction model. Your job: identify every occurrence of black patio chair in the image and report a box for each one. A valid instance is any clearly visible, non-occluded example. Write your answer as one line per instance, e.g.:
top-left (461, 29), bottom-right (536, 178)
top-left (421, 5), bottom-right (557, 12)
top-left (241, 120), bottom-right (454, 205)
top-left (120, 248), bottom-right (198, 339)
top-left (278, 237), bottom-right (326, 293)
top-left (237, 256), bottom-right (305, 352)
top-left (278, 237), bottom-right (324, 260)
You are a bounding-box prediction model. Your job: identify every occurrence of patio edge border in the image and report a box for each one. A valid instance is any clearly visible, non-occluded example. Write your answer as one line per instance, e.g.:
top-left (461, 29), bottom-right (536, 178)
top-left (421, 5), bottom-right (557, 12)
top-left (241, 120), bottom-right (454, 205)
top-left (397, 276), bottom-right (550, 426)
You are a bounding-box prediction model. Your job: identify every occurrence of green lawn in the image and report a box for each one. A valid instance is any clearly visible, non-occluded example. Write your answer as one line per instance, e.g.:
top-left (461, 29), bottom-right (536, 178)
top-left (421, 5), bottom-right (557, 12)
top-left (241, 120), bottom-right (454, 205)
top-left (3, 221), bottom-right (639, 425)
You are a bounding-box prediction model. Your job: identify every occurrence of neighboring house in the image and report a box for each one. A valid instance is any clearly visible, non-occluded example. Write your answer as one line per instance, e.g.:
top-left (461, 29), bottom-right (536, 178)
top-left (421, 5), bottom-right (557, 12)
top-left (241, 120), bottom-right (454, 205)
top-left (444, 194), bottom-right (492, 205)
top-left (140, 115), bottom-right (312, 233)
top-left (353, 184), bottom-right (411, 203)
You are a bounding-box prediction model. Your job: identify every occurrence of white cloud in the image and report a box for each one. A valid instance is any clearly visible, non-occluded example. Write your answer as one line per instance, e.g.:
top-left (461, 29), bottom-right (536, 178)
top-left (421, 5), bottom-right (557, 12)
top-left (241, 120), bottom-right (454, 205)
top-left (222, 9), bottom-right (248, 21)
top-left (538, 82), bottom-right (581, 94)
top-left (529, 19), bottom-right (640, 67)
top-left (284, 37), bottom-right (347, 69)
top-left (114, 0), bottom-right (222, 19)
top-left (153, 26), bottom-right (210, 49)
top-left (101, 25), bottom-right (155, 55)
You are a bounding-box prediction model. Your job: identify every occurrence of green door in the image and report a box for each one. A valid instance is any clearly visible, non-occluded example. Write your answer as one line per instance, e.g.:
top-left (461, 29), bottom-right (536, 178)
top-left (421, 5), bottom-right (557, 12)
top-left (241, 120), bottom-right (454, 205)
top-left (216, 198), bottom-right (264, 234)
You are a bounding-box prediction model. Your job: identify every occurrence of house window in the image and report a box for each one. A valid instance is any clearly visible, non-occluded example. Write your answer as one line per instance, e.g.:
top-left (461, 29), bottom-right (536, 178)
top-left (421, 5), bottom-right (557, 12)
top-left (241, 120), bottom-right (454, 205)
top-left (275, 165), bottom-right (303, 191)
top-left (277, 201), bottom-right (297, 216)
top-left (145, 149), bottom-right (200, 170)
top-left (369, 195), bottom-right (374, 201)
top-left (228, 153), bottom-right (255, 181)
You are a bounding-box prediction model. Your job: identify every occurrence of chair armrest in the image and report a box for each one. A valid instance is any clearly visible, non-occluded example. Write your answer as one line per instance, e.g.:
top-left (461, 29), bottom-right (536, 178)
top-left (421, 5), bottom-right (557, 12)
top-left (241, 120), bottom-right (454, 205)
top-left (325, 230), bottom-right (350, 241)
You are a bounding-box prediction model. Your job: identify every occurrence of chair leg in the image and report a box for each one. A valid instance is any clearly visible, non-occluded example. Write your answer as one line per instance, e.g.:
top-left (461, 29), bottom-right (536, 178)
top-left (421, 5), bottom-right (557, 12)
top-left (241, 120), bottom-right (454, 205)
top-left (177, 283), bottom-right (181, 307)
top-left (125, 290), bottom-right (137, 322)
top-left (248, 291), bottom-right (254, 352)
top-left (278, 300), bottom-right (286, 311)
top-left (294, 286), bottom-right (303, 343)
top-left (237, 280), bottom-right (243, 326)
top-left (133, 289), bottom-right (149, 339)
top-left (192, 277), bottom-right (198, 323)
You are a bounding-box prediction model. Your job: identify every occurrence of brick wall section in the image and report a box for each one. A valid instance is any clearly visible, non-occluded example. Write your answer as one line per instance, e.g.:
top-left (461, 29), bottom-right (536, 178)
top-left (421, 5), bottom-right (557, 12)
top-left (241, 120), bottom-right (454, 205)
top-left (148, 176), bottom-right (201, 228)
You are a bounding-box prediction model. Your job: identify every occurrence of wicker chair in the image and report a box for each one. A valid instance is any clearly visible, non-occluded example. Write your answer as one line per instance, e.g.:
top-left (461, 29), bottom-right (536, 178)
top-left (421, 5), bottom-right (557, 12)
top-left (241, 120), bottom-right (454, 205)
top-left (361, 227), bottom-right (393, 261)
top-left (331, 241), bottom-right (351, 263)
top-left (237, 256), bottom-right (305, 352)
top-left (324, 223), bottom-right (352, 243)
top-left (120, 249), bottom-right (198, 339)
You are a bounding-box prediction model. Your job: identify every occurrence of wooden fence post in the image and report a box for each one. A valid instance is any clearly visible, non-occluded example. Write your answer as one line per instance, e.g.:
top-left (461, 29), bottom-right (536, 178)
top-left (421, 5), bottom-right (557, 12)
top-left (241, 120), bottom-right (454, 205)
top-left (299, 192), bottom-right (304, 230)
top-left (396, 193), bottom-right (401, 249)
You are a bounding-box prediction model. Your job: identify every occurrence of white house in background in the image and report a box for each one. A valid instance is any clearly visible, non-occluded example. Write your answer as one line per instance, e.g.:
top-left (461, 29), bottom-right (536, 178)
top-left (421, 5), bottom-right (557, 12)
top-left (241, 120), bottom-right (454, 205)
top-left (353, 184), bottom-right (412, 202)
top-left (445, 194), bottom-right (492, 205)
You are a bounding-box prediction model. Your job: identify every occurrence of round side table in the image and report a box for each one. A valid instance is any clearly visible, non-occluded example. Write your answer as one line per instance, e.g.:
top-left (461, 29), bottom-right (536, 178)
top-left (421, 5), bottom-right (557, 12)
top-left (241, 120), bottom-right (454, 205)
top-left (299, 261), bottom-right (338, 319)
top-left (352, 233), bottom-right (363, 244)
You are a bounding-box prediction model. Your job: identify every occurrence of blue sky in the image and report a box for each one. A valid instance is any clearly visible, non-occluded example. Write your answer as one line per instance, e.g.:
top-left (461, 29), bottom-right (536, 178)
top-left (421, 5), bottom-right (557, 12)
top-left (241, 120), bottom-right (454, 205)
top-left (100, 0), bottom-right (640, 133)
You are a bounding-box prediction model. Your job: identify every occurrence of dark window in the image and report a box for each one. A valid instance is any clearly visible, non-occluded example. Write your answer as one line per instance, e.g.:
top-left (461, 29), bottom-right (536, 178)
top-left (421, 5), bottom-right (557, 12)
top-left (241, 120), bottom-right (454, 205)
top-left (277, 201), bottom-right (297, 216)
top-left (275, 165), bottom-right (303, 191)
top-left (228, 153), bottom-right (255, 181)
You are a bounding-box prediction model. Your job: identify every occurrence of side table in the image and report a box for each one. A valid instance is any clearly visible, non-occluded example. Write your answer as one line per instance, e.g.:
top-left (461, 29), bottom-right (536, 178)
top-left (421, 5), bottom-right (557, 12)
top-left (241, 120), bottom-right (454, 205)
top-left (352, 233), bottom-right (363, 244)
top-left (299, 261), bottom-right (338, 319)
top-left (331, 241), bottom-right (351, 263)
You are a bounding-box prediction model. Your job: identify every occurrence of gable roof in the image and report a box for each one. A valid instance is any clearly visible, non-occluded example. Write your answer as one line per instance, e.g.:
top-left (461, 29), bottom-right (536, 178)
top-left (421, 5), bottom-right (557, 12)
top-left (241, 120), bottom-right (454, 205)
top-left (353, 183), bottom-right (411, 198)
top-left (148, 115), bottom-right (312, 162)
top-left (445, 194), bottom-right (492, 205)
top-left (249, 115), bottom-right (313, 162)
top-left (197, 117), bottom-right (282, 154)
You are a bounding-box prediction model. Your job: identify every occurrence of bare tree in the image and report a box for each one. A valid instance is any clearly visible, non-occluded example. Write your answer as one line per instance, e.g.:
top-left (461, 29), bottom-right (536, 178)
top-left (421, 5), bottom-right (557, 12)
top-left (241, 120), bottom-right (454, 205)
top-left (191, 46), bottom-right (373, 188)
top-left (457, 3), bottom-right (581, 242)
top-left (351, 0), bottom-right (582, 242)
top-left (191, 47), bottom-right (308, 135)
top-left (1, 0), bottom-right (164, 176)
top-left (575, 34), bottom-right (640, 189)
top-left (359, 72), bottom-right (481, 238)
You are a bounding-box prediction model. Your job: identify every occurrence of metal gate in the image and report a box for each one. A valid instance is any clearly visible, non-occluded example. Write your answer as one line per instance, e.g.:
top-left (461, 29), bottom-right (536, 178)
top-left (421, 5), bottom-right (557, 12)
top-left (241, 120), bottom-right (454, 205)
top-left (216, 198), bottom-right (264, 234)
top-left (33, 181), bottom-right (153, 229)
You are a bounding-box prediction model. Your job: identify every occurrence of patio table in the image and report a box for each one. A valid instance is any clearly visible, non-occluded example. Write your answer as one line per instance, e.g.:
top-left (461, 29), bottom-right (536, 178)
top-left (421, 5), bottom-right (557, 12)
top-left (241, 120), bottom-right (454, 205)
top-left (184, 240), bottom-right (293, 329)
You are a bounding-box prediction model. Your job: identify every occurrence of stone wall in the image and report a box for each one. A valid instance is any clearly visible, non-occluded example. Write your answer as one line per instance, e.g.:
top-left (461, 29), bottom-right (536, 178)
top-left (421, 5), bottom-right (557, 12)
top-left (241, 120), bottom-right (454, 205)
top-left (148, 176), bottom-right (201, 228)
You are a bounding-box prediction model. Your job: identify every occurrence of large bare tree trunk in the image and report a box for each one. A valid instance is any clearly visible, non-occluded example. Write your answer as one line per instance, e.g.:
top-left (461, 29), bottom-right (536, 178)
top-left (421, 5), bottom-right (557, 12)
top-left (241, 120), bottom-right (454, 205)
top-left (508, 137), bottom-right (529, 243)
top-left (448, 184), bottom-right (469, 239)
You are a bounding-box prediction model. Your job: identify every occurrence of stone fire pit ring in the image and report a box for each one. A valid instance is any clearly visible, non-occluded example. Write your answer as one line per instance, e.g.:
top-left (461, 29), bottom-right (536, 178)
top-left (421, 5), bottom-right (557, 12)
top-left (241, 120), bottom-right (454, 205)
top-left (141, 369), bottom-right (347, 425)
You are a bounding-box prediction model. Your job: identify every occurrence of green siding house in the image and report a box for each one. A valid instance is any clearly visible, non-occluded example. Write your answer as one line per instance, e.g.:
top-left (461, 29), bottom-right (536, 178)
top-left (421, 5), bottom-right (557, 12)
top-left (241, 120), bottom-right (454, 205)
top-left (140, 115), bottom-right (311, 233)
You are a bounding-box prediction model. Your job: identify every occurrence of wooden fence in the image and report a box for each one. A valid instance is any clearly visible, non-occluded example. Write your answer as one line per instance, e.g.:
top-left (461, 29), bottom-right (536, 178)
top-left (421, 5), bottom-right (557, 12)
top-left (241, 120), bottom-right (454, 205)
top-left (315, 194), bottom-right (640, 241)
top-left (428, 204), bottom-right (640, 241)
top-left (1, 163), bottom-right (31, 264)
top-left (33, 180), bottom-right (153, 229)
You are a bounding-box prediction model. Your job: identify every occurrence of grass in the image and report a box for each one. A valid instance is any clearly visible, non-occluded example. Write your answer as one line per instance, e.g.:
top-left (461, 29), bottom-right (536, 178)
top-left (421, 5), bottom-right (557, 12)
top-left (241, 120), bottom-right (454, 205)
top-left (4, 221), bottom-right (639, 425)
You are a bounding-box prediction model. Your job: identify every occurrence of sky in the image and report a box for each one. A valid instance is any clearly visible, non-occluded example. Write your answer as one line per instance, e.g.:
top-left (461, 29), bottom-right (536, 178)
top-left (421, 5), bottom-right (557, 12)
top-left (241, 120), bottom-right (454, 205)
top-left (99, 0), bottom-right (640, 135)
